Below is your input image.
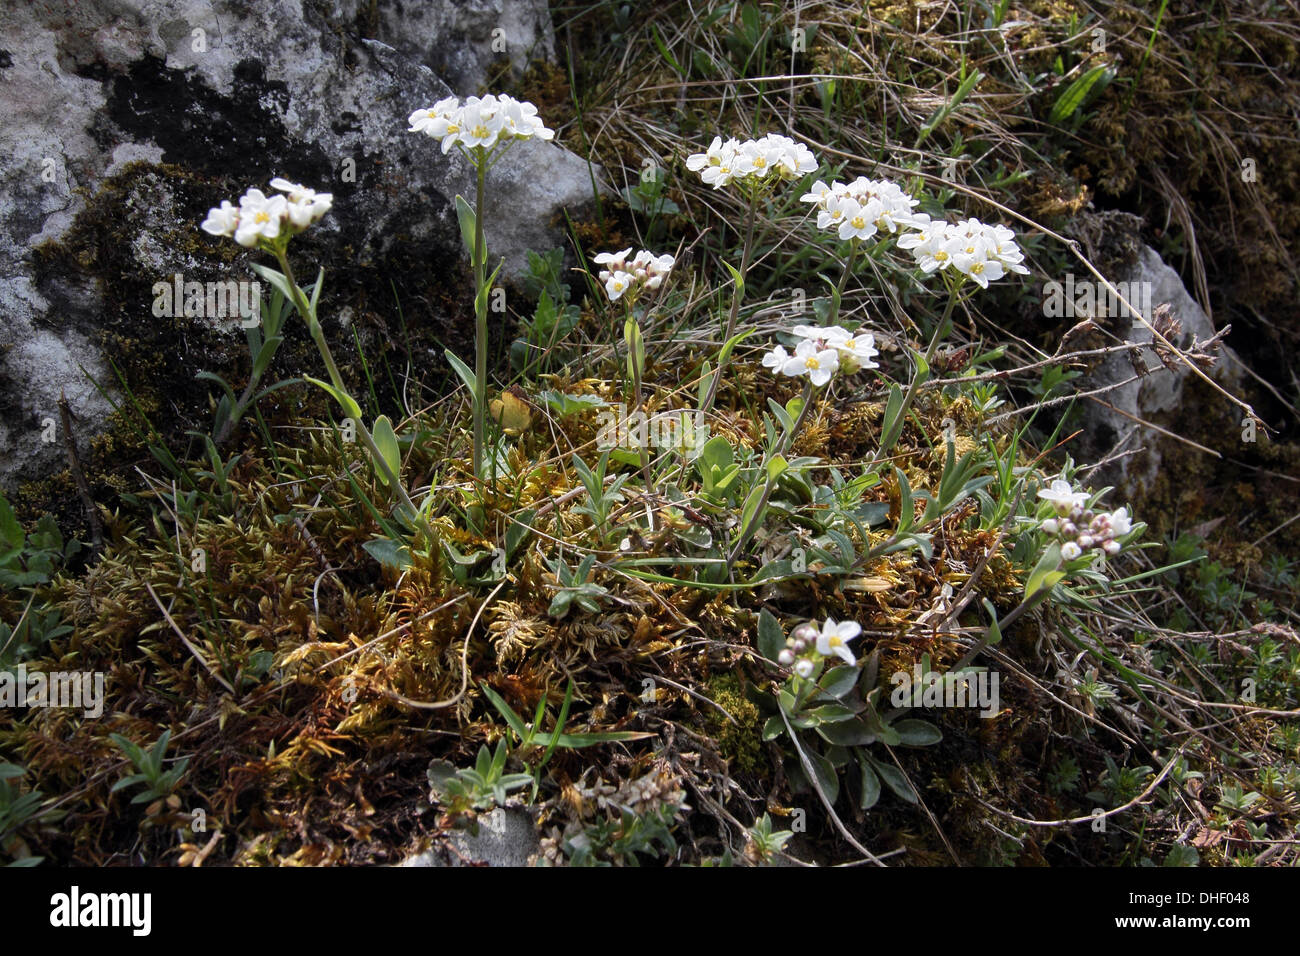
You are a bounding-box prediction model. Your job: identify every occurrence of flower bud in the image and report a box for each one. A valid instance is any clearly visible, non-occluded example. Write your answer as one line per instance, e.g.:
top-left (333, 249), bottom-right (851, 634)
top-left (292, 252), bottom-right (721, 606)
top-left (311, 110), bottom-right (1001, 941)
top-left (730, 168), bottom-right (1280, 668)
top-left (794, 659), bottom-right (815, 679)
top-left (1078, 535), bottom-right (1094, 549)
top-left (1103, 540), bottom-right (1121, 556)
top-left (792, 639), bottom-right (807, 653)
top-left (1041, 518), bottom-right (1059, 535)
top-left (778, 649), bottom-right (795, 666)
top-left (1060, 542), bottom-right (1083, 561)
top-left (791, 623), bottom-right (819, 643)
top-left (1061, 521), bottom-right (1077, 536)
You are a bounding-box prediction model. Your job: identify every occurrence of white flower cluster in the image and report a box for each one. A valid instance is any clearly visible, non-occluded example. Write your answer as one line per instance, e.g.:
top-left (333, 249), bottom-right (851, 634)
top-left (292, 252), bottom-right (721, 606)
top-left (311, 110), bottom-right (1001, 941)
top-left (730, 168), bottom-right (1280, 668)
top-left (761, 324), bottom-right (879, 386)
top-left (593, 248), bottom-right (675, 302)
top-left (778, 618), bottom-right (862, 675)
top-left (1038, 479), bottom-right (1134, 559)
top-left (897, 215), bottom-right (1030, 288)
top-left (200, 178), bottom-right (333, 247)
top-left (799, 177), bottom-right (920, 242)
top-left (685, 133), bottom-right (819, 190)
top-left (407, 94), bottom-right (553, 155)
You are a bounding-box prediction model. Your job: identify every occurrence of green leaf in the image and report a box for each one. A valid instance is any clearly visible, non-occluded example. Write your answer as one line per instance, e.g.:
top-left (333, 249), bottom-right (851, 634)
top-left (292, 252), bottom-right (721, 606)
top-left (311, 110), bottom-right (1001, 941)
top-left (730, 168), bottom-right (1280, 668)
top-left (249, 263), bottom-right (295, 304)
top-left (868, 756), bottom-right (917, 803)
top-left (893, 718), bottom-right (943, 747)
top-left (308, 267), bottom-right (325, 315)
top-left (362, 537), bottom-right (411, 569)
top-left (1026, 542), bottom-right (1065, 598)
top-left (303, 376), bottom-right (362, 422)
top-left (757, 609), bottom-right (785, 662)
top-left (762, 715), bottom-right (785, 741)
top-left (0, 494), bottom-right (23, 550)
top-left (251, 336), bottom-right (284, 379)
top-left (371, 415), bottom-right (402, 487)
top-left (1049, 65), bottom-right (1114, 126)
top-left (444, 349), bottom-right (477, 395)
top-left (982, 598), bottom-right (1003, 645)
top-left (455, 195), bottom-right (477, 258)
top-left (859, 759), bottom-right (882, 810)
top-left (819, 665), bottom-right (860, 700)
top-left (805, 749), bottom-right (839, 804)
top-left (721, 260), bottom-right (745, 297)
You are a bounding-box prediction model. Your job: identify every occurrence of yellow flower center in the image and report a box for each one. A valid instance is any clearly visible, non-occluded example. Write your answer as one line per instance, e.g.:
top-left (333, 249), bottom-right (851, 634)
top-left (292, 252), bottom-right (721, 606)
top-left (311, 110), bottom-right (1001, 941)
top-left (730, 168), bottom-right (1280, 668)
top-left (805, 356), bottom-right (820, 370)
top-left (935, 251), bottom-right (948, 261)
top-left (447, 123), bottom-right (460, 134)
top-left (829, 636), bottom-right (843, 648)
top-left (472, 124), bottom-right (489, 138)
top-left (971, 263), bottom-right (984, 274)
top-left (753, 156), bottom-right (767, 167)
top-left (254, 211), bottom-right (270, 224)
top-left (851, 216), bottom-right (866, 229)
top-left (426, 110), bottom-right (437, 119)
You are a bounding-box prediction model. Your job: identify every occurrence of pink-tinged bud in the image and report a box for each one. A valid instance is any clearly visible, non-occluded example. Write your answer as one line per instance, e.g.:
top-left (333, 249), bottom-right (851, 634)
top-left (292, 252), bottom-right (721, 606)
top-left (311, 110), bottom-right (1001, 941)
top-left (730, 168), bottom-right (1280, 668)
top-left (1061, 521), bottom-right (1077, 536)
top-left (1041, 518), bottom-right (1059, 535)
top-left (778, 649), bottom-right (795, 666)
top-left (792, 639), bottom-right (807, 653)
top-left (794, 659), bottom-right (815, 679)
top-left (1078, 535), bottom-right (1094, 549)
top-left (1103, 540), bottom-right (1121, 556)
top-left (791, 623), bottom-right (819, 643)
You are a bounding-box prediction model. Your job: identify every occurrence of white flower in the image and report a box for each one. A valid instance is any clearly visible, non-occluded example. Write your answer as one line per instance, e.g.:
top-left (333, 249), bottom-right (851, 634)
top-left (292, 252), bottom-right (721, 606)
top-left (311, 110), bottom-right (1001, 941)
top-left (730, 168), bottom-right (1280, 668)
top-left (234, 188), bottom-right (288, 247)
top-left (269, 178), bottom-right (333, 228)
top-left (408, 94), bottom-right (551, 156)
top-left (837, 198), bottom-right (879, 242)
top-left (794, 659), bottom-right (815, 679)
top-left (200, 200), bottom-right (239, 238)
top-left (1060, 541), bottom-right (1083, 561)
top-left (595, 249), bottom-right (673, 300)
top-left (1108, 507), bottom-right (1133, 537)
top-left (1038, 478), bottom-right (1088, 515)
top-left (686, 133), bottom-right (817, 190)
top-left (604, 270), bottom-right (634, 301)
top-left (815, 617), bottom-right (861, 666)
top-left (762, 344), bottom-right (790, 371)
top-left (835, 330), bottom-right (880, 373)
top-left (782, 338), bottom-right (839, 387)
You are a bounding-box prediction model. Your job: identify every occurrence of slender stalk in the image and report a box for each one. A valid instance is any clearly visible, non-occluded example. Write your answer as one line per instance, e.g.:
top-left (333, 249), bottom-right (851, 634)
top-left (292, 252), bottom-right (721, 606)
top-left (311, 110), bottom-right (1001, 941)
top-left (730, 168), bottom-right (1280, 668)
top-left (472, 158), bottom-right (489, 481)
top-left (726, 377), bottom-right (815, 572)
top-left (868, 282), bottom-right (962, 470)
top-left (275, 250), bottom-right (433, 543)
top-left (625, 312), bottom-right (656, 510)
top-left (699, 188), bottom-right (760, 417)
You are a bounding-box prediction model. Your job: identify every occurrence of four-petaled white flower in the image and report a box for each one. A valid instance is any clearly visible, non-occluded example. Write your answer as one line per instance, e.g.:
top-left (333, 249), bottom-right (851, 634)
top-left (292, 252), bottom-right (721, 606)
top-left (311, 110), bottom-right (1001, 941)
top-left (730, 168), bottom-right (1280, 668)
top-left (594, 248), bottom-right (674, 302)
top-left (234, 189), bottom-right (289, 248)
top-left (408, 94), bottom-right (552, 156)
top-left (761, 344), bottom-right (790, 371)
top-left (815, 617), bottom-right (861, 666)
top-left (200, 200), bottom-right (239, 238)
top-left (202, 180), bottom-right (334, 249)
top-left (686, 133), bottom-right (817, 190)
top-left (802, 176), bottom-right (920, 244)
top-left (1038, 478), bottom-right (1088, 515)
top-left (270, 177), bottom-right (333, 228)
top-left (898, 216), bottom-right (1030, 286)
top-left (782, 338), bottom-right (840, 387)
top-left (785, 325), bottom-right (878, 376)
top-left (1107, 507), bottom-right (1133, 537)
top-left (1060, 541), bottom-right (1083, 561)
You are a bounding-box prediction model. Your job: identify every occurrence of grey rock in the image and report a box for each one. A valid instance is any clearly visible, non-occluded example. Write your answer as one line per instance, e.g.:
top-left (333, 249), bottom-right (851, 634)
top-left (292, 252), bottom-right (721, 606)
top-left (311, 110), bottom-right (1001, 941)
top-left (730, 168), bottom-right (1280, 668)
top-left (398, 807), bottom-right (540, 867)
top-left (1075, 245), bottom-right (1244, 497)
top-left (0, 0), bottom-right (597, 493)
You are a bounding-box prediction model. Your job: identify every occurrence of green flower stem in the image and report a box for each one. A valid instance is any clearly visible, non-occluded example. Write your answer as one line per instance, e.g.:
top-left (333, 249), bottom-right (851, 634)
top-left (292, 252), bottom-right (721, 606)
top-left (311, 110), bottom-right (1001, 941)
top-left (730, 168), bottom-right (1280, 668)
top-left (826, 242), bottom-right (858, 328)
top-left (869, 280), bottom-right (963, 469)
top-left (624, 310), bottom-right (656, 510)
top-left (275, 250), bottom-right (433, 544)
top-left (472, 158), bottom-right (489, 481)
top-left (699, 187), bottom-right (760, 417)
top-left (725, 377), bottom-right (815, 573)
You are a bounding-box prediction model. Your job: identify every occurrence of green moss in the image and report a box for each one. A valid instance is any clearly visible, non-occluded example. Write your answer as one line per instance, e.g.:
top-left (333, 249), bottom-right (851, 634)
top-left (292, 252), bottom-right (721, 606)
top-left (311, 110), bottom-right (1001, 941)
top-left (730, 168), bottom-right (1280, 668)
top-left (704, 673), bottom-right (764, 776)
